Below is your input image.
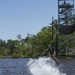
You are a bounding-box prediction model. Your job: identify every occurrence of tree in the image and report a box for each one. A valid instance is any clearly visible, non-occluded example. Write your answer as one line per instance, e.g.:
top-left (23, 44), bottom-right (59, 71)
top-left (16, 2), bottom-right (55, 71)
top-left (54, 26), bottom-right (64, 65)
top-left (16, 34), bottom-right (22, 41)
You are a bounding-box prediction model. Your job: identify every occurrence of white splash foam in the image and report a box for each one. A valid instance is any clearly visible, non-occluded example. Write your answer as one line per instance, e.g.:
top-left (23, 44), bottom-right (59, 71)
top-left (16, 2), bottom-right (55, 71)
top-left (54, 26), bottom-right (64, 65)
top-left (28, 57), bottom-right (66, 75)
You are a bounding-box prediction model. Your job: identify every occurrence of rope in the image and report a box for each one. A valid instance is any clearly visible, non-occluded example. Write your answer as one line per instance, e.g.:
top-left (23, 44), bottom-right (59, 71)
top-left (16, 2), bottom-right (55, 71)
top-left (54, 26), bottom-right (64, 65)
top-left (16, 46), bottom-right (50, 75)
top-left (16, 33), bottom-right (56, 75)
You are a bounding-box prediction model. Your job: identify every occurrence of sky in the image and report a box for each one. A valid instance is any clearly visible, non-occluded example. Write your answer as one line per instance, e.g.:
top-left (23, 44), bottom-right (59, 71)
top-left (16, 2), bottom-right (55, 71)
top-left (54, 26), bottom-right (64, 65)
top-left (0, 0), bottom-right (74, 41)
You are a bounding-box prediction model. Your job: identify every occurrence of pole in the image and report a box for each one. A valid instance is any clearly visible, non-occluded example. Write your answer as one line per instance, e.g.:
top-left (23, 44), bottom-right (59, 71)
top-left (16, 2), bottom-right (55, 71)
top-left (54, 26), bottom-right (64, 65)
top-left (52, 16), bottom-right (54, 47)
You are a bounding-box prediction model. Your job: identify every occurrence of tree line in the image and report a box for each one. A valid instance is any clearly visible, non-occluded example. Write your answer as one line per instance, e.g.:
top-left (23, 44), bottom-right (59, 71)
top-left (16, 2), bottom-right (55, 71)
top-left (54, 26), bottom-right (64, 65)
top-left (0, 20), bottom-right (75, 58)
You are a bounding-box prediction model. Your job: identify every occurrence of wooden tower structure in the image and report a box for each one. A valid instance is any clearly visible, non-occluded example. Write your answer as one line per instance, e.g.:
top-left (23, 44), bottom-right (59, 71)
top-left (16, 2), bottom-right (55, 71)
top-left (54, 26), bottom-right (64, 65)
top-left (56, 0), bottom-right (75, 55)
top-left (58, 0), bottom-right (74, 25)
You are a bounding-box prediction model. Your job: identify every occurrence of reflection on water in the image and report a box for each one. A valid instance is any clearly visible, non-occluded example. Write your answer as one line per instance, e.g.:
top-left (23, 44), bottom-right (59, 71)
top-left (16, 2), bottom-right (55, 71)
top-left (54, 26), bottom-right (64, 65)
top-left (0, 58), bottom-right (75, 75)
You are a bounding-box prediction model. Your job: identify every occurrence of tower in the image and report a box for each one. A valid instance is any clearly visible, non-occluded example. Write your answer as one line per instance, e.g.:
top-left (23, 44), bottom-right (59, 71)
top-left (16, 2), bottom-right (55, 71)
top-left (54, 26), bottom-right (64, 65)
top-left (58, 0), bottom-right (74, 25)
top-left (57, 0), bottom-right (75, 55)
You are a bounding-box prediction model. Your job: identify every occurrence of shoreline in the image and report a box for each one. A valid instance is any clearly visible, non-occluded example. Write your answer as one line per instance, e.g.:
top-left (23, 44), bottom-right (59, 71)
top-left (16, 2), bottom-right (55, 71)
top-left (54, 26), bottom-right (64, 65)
top-left (0, 55), bottom-right (75, 60)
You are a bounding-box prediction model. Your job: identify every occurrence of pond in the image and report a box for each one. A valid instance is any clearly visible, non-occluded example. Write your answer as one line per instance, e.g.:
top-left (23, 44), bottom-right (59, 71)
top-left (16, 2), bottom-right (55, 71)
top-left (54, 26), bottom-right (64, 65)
top-left (0, 58), bottom-right (75, 75)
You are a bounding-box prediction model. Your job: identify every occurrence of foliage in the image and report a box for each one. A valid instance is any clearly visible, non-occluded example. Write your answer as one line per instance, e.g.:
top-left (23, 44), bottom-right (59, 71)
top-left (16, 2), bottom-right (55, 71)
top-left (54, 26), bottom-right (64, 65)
top-left (0, 20), bottom-right (75, 58)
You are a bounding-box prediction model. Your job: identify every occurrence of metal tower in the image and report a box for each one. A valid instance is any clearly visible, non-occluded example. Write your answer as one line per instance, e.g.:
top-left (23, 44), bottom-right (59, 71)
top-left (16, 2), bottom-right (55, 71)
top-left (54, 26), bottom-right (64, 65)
top-left (57, 0), bottom-right (75, 55)
top-left (58, 0), bottom-right (74, 25)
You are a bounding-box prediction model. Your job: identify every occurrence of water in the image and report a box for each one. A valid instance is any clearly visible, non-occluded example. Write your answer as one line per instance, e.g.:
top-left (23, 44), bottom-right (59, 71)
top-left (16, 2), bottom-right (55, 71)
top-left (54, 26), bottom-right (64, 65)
top-left (0, 58), bottom-right (75, 75)
top-left (28, 57), bottom-right (65, 75)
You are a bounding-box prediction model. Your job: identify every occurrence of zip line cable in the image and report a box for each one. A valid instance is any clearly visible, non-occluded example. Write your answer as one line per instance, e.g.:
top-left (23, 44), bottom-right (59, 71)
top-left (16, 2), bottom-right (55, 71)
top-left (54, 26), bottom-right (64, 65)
top-left (16, 28), bottom-right (56, 75)
top-left (16, 46), bottom-right (50, 75)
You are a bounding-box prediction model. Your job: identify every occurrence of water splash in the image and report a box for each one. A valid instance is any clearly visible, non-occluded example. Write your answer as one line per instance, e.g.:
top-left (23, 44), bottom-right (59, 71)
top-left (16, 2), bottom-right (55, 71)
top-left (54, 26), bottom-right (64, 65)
top-left (28, 57), bottom-right (66, 75)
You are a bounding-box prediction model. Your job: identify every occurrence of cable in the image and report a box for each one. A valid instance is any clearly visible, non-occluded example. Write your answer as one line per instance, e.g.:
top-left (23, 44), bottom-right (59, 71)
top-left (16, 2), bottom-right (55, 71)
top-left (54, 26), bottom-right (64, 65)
top-left (16, 46), bottom-right (50, 75)
top-left (16, 33), bottom-right (56, 75)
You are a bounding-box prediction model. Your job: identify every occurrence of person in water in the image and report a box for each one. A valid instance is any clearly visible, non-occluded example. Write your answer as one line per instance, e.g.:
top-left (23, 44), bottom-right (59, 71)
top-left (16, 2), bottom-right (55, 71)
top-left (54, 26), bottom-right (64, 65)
top-left (48, 46), bottom-right (59, 65)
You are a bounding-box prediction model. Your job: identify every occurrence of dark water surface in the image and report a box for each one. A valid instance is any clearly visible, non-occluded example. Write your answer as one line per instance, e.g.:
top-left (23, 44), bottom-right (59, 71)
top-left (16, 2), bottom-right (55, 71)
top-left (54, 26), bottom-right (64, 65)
top-left (0, 58), bottom-right (75, 75)
top-left (59, 59), bottom-right (75, 75)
